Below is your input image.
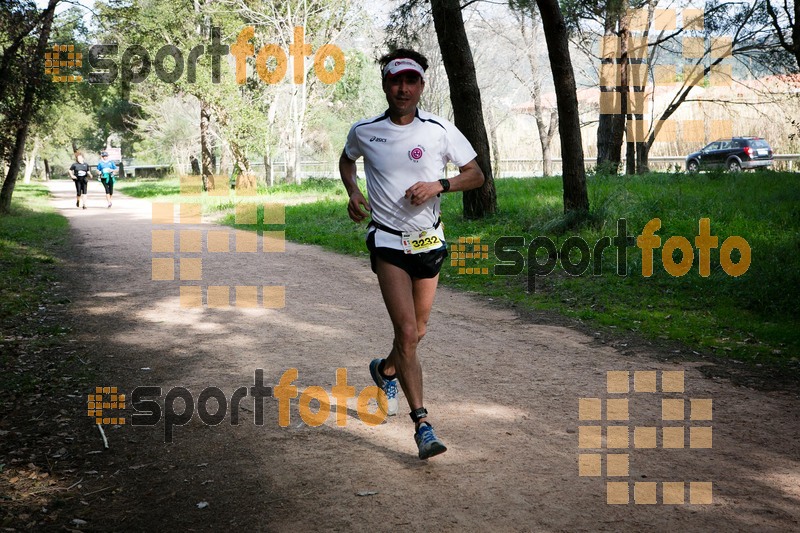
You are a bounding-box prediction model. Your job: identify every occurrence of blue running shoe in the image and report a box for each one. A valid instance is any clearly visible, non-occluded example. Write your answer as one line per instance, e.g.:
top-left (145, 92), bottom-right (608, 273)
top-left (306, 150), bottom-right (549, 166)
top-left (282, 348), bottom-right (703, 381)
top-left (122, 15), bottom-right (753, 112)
top-left (415, 423), bottom-right (447, 459)
top-left (369, 358), bottom-right (398, 416)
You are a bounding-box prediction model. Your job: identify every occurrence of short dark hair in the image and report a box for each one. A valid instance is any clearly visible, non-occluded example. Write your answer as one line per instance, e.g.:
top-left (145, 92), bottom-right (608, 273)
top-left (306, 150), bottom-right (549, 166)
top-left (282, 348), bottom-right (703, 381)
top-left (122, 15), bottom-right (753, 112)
top-left (379, 48), bottom-right (429, 77)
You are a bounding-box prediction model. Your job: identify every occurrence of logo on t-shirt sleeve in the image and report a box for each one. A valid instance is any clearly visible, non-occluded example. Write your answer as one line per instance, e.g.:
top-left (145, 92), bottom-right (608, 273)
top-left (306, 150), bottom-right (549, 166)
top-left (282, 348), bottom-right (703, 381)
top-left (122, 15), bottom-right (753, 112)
top-left (408, 145), bottom-right (425, 162)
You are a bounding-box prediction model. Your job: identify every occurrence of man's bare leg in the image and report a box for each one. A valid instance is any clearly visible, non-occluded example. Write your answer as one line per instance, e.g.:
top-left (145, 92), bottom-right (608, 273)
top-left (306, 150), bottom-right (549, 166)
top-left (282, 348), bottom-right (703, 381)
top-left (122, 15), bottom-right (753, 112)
top-left (375, 258), bottom-right (439, 426)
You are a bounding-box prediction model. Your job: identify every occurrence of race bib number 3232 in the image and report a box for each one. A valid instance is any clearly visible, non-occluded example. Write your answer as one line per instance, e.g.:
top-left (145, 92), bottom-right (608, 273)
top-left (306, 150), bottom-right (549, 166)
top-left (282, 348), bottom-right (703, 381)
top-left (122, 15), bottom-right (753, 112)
top-left (401, 226), bottom-right (445, 254)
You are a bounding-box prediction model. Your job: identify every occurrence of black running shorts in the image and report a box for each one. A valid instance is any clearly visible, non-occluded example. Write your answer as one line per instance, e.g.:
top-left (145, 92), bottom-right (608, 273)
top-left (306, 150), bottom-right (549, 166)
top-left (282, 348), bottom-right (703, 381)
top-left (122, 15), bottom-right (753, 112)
top-left (74, 179), bottom-right (88, 195)
top-left (367, 229), bottom-right (448, 279)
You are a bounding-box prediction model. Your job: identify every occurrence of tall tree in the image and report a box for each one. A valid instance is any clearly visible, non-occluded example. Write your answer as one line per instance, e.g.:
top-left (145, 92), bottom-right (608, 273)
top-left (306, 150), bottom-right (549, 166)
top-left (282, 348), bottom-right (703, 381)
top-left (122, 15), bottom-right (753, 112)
top-left (507, 1), bottom-right (559, 176)
top-left (430, 0), bottom-right (496, 219)
top-left (196, 1), bottom-right (216, 190)
top-left (229, 0), bottom-right (354, 184)
top-left (571, 0), bottom-right (788, 175)
top-left (532, 0), bottom-right (589, 212)
top-left (0, 0), bottom-right (60, 214)
top-left (635, 1), bottom-right (783, 173)
top-left (594, 0), bottom-right (627, 173)
top-left (766, 0), bottom-right (799, 69)
top-left (94, 0), bottom-right (254, 189)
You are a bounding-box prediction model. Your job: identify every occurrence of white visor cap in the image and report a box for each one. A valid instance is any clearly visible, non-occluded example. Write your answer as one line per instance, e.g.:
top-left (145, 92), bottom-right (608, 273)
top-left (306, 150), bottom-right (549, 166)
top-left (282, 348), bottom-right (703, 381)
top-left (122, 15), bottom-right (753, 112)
top-left (382, 58), bottom-right (425, 80)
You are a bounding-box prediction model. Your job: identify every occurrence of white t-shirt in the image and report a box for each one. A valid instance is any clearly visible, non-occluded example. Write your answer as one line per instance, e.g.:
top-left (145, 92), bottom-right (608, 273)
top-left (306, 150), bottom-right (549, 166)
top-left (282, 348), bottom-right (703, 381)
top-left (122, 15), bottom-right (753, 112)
top-left (344, 108), bottom-right (477, 249)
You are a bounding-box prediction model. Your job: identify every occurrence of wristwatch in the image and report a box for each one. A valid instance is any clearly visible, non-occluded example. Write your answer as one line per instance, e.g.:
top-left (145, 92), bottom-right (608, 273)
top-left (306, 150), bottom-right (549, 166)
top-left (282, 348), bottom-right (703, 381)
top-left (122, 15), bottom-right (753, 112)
top-left (438, 178), bottom-right (450, 193)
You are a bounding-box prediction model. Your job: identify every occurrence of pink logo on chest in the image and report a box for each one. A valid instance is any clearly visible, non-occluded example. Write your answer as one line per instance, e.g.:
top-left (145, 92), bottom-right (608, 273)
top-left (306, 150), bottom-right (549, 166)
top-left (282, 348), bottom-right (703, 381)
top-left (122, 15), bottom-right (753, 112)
top-left (410, 147), bottom-right (423, 160)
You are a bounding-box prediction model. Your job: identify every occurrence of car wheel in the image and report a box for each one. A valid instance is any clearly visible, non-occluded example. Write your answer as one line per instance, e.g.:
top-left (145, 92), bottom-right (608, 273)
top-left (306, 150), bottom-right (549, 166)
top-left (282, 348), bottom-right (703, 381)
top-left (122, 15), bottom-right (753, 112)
top-left (687, 160), bottom-right (700, 173)
top-left (727, 159), bottom-right (742, 172)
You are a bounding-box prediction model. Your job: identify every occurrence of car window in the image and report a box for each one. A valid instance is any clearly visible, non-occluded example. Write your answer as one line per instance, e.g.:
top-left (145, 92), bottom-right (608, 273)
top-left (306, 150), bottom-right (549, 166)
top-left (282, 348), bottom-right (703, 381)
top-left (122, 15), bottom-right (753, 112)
top-left (718, 141), bottom-right (730, 150)
top-left (751, 140), bottom-right (770, 149)
top-left (705, 142), bottom-right (720, 151)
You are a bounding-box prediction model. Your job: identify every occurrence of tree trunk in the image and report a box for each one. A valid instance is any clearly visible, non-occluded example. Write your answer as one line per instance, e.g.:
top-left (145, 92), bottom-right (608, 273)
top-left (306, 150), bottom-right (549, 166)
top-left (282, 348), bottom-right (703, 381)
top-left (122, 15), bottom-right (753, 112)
top-left (541, 110), bottom-right (558, 176)
top-left (285, 150), bottom-right (295, 184)
top-left (534, 0), bottom-right (589, 212)
top-left (290, 83), bottom-right (305, 185)
top-left (200, 101), bottom-right (214, 190)
top-left (619, 21), bottom-right (630, 175)
top-left (596, 6), bottom-right (626, 173)
top-left (632, 1), bottom-right (655, 175)
top-left (519, 7), bottom-right (557, 177)
top-left (0, 3), bottom-right (58, 106)
top-left (487, 108), bottom-right (501, 178)
top-left (230, 140), bottom-right (253, 190)
top-left (23, 140), bottom-right (39, 184)
top-left (430, 0), bottom-right (497, 219)
top-left (636, 142), bottom-right (649, 174)
top-left (263, 154), bottom-right (271, 186)
top-left (625, 141), bottom-right (636, 175)
top-left (623, 18), bottom-right (635, 177)
top-left (43, 158), bottom-right (50, 180)
top-left (219, 144), bottom-right (228, 177)
top-left (0, 0), bottom-right (58, 214)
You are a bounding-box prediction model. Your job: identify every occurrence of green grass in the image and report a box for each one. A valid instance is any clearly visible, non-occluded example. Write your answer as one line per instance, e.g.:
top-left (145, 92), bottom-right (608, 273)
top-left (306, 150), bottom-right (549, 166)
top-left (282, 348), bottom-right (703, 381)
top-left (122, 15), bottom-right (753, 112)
top-left (0, 184), bottom-right (71, 395)
top-left (117, 176), bottom-right (348, 215)
top-left (0, 185), bottom-right (69, 322)
top-left (117, 172), bottom-right (800, 369)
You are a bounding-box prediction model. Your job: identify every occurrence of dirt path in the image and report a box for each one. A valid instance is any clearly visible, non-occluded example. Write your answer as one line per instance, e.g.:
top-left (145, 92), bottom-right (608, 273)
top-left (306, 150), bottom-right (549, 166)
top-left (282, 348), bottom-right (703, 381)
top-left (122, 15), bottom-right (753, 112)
top-left (42, 180), bottom-right (799, 531)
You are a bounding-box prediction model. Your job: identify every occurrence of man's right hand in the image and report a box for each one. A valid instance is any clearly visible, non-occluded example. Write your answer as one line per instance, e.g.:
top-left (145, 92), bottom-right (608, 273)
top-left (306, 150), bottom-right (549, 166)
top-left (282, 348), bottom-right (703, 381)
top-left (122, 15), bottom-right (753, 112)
top-left (347, 191), bottom-right (371, 222)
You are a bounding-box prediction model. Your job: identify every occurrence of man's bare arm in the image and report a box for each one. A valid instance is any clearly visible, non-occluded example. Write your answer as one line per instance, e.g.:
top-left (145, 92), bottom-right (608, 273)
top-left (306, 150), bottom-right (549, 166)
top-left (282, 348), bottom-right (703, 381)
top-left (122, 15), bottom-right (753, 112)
top-left (404, 159), bottom-right (485, 206)
top-left (339, 149), bottom-right (371, 222)
top-left (448, 159), bottom-right (485, 192)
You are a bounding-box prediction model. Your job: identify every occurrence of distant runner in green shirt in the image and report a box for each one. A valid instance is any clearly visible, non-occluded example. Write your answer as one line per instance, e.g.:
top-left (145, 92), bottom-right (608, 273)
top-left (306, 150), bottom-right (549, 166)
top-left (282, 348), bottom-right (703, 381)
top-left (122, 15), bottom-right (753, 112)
top-left (96, 151), bottom-right (118, 208)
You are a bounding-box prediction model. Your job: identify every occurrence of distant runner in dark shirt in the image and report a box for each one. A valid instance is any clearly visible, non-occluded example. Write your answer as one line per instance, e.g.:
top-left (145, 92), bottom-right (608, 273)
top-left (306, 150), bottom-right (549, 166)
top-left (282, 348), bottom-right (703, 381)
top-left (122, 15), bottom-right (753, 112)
top-left (69, 153), bottom-right (90, 209)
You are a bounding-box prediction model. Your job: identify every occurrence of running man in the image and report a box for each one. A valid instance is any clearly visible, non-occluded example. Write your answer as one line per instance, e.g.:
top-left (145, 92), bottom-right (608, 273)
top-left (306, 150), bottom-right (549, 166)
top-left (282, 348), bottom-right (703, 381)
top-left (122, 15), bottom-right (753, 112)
top-left (68, 153), bottom-right (90, 209)
top-left (339, 49), bottom-right (485, 459)
top-left (96, 151), bottom-right (118, 208)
